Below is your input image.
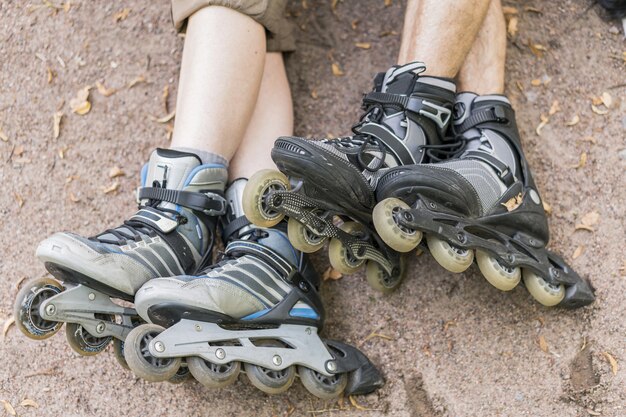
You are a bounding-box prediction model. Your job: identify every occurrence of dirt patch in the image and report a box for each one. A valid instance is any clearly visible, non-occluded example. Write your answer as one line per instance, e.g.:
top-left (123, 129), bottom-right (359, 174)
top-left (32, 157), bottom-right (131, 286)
top-left (404, 373), bottom-right (440, 417)
top-left (569, 342), bottom-right (599, 391)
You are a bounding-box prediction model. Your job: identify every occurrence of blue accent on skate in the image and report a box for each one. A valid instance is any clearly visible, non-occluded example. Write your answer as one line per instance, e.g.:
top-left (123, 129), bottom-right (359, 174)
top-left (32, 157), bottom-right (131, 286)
top-left (288, 307), bottom-right (319, 319)
top-left (183, 164), bottom-right (227, 187)
top-left (140, 163), bottom-right (148, 187)
top-left (269, 230), bottom-right (299, 266)
top-left (242, 308), bottom-right (270, 320)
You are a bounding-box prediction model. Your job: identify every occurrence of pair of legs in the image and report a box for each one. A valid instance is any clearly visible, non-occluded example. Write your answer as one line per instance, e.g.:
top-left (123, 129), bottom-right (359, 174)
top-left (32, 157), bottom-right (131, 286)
top-left (170, 0), bottom-right (506, 174)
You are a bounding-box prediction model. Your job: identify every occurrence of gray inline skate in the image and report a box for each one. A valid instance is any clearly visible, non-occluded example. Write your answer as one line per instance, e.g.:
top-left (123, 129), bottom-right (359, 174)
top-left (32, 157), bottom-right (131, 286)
top-left (373, 93), bottom-right (595, 308)
top-left (243, 62), bottom-right (457, 292)
top-left (123, 179), bottom-right (385, 399)
top-left (13, 149), bottom-right (228, 370)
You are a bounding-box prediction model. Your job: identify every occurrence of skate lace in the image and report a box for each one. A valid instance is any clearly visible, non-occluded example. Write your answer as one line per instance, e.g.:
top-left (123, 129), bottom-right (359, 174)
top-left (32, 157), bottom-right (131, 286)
top-left (417, 140), bottom-right (466, 163)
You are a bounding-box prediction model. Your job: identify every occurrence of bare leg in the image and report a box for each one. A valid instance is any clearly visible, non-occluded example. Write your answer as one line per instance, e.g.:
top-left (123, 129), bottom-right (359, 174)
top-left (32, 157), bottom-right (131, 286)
top-left (171, 6), bottom-right (266, 161)
top-left (457, 0), bottom-right (506, 94)
top-left (229, 52), bottom-right (293, 180)
top-left (398, 0), bottom-right (491, 77)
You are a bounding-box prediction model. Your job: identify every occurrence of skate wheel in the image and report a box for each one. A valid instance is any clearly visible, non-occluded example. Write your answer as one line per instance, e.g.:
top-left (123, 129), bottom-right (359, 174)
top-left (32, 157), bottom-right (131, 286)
top-left (523, 270), bottom-right (565, 307)
top-left (187, 356), bottom-right (241, 388)
top-left (365, 255), bottom-right (407, 293)
top-left (244, 340), bottom-right (296, 394)
top-left (373, 198), bottom-right (422, 253)
top-left (243, 169), bottom-right (290, 228)
top-left (167, 360), bottom-right (192, 384)
top-left (66, 321), bottom-right (112, 356)
top-left (476, 250), bottom-right (521, 291)
top-left (298, 366), bottom-right (348, 399)
top-left (112, 338), bottom-right (130, 370)
top-left (328, 222), bottom-right (366, 275)
top-left (288, 217), bottom-right (326, 253)
top-left (13, 277), bottom-right (64, 340)
top-left (427, 235), bottom-right (474, 273)
top-left (124, 324), bottom-right (181, 382)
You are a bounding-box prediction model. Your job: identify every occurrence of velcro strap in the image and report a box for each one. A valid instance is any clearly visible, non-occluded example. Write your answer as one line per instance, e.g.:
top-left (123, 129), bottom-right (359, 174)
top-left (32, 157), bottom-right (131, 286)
top-left (222, 216), bottom-right (252, 242)
top-left (455, 105), bottom-right (510, 134)
top-left (225, 240), bottom-right (295, 279)
top-left (363, 92), bottom-right (451, 130)
top-left (138, 187), bottom-right (227, 216)
top-left (464, 151), bottom-right (515, 186)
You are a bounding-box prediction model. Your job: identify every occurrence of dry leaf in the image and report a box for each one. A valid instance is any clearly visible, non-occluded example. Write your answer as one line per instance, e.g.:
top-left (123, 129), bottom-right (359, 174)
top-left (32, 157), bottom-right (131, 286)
top-left (570, 152), bottom-right (587, 169)
top-left (587, 409), bottom-right (601, 416)
top-left (591, 104), bottom-right (608, 115)
top-left (363, 332), bottom-right (393, 343)
top-left (574, 224), bottom-right (594, 232)
top-left (96, 81), bottom-right (116, 97)
top-left (310, 89), bottom-right (318, 99)
top-left (528, 42), bottom-right (546, 58)
top-left (502, 6), bottom-right (518, 15)
top-left (580, 211), bottom-right (600, 227)
top-left (535, 316), bottom-right (545, 327)
top-left (601, 92), bottom-right (613, 108)
top-left (548, 100), bottom-right (561, 116)
top-left (14, 192), bottom-right (24, 208)
top-left (349, 396), bottom-right (368, 411)
top-left (53, 111), bottom-right (63, 139)
top-left (536, 114), bottom-right (549, 136)
top-left (14, 145), bottom-right (24, 156)
top-left (103, 181), bottom-right (120, 194)
top-left (20, 399), bottom-right (39, 408)
top-left (70, 86), bottom-right (91, 115)
top-left (331, 0), bottom-right (339, 12)
top-left (580, 136), bottom-right (597, 144)
top-left (502, 193), bottom-right (523, 211)
top-left (162, 85), bottom-right (170, 113)
top-left (331, 62), bottom-right (344, 76)
top-left (507, 17), bottom-right (518, 37)
top-left (538, 335), bottom-right (548, 352)
top-left (516, 81), bottom-right (524, 91)
top-left (565, 114), bottom-right (580, 126)
top-left (379, 30), bottom-right (398, 37)
top-left (2, 317), bottom-right (15, 337)
top-left (1, 400), bottom-right (16, 416)
top-left (322, 266), bottom-right (343, 281)
top-left (602, 352), bottom-right (618, 375)
top-left (109, 166), bottom-right (125, 178)
top-left (542, 201), bottom-right (552, 215)
top-left (351, 19), bottom-right (359, 30)
top-left (155, 110), bottom-right (176, 124)
top-left (572, 245), bottom-right (584, 260)
top-left (0, 127), bottom-right (8, 142)
top-left (128, 75), bottom-right (146, 88)
top-left (66, 175), bottom-right (79, 183)
top-left (355, 42), bottom-right (371, 49)
top-left (165, 123), bottom-right (174, 141)
top-left (46, 66), bottom-right (55, 84)
top-left (591, 96), bottom-right (603, 106)
top-left (530, 79), bottom-right (542, 86)
top-left (525, 7), bottom-right (542, 13)
top-left (69, 192), bottom-right (80, 203)
top-left (384, 0), bottom-right (392, 6)
top-left (443, 320), bottom-right (457, 332)
top-left (114, 8), bottom-right (130, 22)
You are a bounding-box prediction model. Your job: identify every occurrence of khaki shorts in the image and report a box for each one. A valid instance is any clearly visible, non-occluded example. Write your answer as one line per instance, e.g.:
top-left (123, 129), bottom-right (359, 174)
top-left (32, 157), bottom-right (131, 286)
top-left (171, 0), bottom-right (295, 52)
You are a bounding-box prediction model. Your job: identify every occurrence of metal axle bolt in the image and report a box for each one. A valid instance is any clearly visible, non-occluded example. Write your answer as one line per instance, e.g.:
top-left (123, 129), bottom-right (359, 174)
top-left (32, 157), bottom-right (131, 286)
top-left (272, 355), bottom-right (282, 366)
top-left (45, 304), bottom-right (56, 316)
top-left (154, 341), bottom-right (165, 353)
top-left (195, 324), bottom-right (202, 332)
top-left (96, 322), bottom-right (105, 334)
top-left (326, 361), bottom-right (337, 372)
top-left (88, 293), bottom-right (96, 301)
top-left (215, 348), bottom-right (226, 360)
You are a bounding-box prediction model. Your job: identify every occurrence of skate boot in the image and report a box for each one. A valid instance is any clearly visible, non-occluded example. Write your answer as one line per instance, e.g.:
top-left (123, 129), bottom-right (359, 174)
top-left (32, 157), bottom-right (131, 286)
top-left (123, 179), bottom-right (385, 398)
top-left (243, 61), bottom-right (457, 292)
top-left (373, 93), bottom-right (595, 308)
top-left (14, 149), bottom-right (228, 362)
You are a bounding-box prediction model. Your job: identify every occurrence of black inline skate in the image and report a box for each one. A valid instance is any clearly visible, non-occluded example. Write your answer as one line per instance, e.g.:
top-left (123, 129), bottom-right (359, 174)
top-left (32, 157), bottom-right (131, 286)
top-left (123, 179), bottom-right (384, 398)
top-left (243, 62), bottom-right (457, 292)
top-left (13, 149), bottom-right (228, 371)
top-left (373, 93), bottom-right (595, 308)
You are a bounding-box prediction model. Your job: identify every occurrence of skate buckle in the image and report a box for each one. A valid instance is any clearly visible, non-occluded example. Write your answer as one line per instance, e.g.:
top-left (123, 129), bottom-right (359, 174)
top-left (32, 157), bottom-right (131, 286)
top-left (202, 193), bottom-right (227, 216)
top-left (419, 100), bottom-right (452, 130)
top-left (493, 106), bottom-right (508, 122)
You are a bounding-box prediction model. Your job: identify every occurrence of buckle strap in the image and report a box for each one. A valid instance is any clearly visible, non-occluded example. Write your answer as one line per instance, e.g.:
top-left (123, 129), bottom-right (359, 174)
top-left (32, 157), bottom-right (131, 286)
top-left (363, 92), bottom-right (452, 130)
top-left (464, 151), bottom-right (515, 186)
top-left (225, 240), bottom-right (295, 279)
top-left (138, 187), bottom-right (227, 216)
top-left (222, 216), bottom-right (252, 242)
top-left (455, 105), bottom-right (510, 134)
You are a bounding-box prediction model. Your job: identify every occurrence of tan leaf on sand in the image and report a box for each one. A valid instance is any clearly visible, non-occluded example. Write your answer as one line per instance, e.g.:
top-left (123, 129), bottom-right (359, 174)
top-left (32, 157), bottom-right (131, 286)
top-left (310, 89), bottom-right (318, 99)
top-left (351, 19), bottom-right (359, 30)
top-left (109, 166), bottom-right (125, 178)
top-left (538, 335), bottom-right (548, 353)
top-left (602, 352), bottom-right (618, 375)
top-left (162, 85), bottom-right (170, 113)
top-left (601, 92), bottom-right (613, 108)
top-left (570, 152), bottom-right (587, 169)
top-left (591, 104), bottom-right (608, 115)
top-left (384, 0), bottom-right (392, 7)
top-left (355, 42), bottom-right (371, 49)
top-left (1, 400), bottom-right (16, 416)
top-left (69, 192), bottom-right (80, 203)
top-left (507, 17), bottom-right (518, 37)
top-left (536, 114), bottom-right (549, 136)
top-left (96, 81), bottom-right (116, 97)
top-left (47, 66), bottom-right (55, 84)
top-left (103, 181), bottom-right (120, 194)
top-left (20, 399), bottom-right (39, 408)
top-left (572, 245), bottom-right (584, 260)
top-left (349, 396), bottom-right (369, 411)
top-left (331, 0), bottom-right (339, 12)
top-left (14, 145), bottom-right (24, 156)
top-left (363, 332), bottom-right (393, 343)
top-left (0, 126), bottom-right (8, 142)
top-left (565, 114), bottom-right (580, 126)
top-left (53, 111), bottom-right (63, 139)
top-left (502, 6), bottom-right (518, 15)
top-left (531, 79), bottom-right (542, 86)
top-left (114, 8), bottom-right (130, 22)
top-left (155, 111), bottom-right (176, 124)
top-left (70, 86), bottom-right (91, 115)
top-left (548, 100), bottom-right (561, 116)
top-left (322, 266), bottom-right (342, 281)
top-left (580, 136), bottom-right (597, 144)
top-left (128, 75), bottom-right (146, 88)
top-left (3, 317), bottom-right (15, 337)
top-left (502, 193), bottom-right (523, 211)
top-left (14, 192), bottom-right (24, 208)
top-left (580, 211), bottom-right (599, 227)
top-left (525, 6), bottom-right (542, 13)
top-left (528, 42), bottom-right (547, 58)
top-left (542, 200), bottom-right (552, 215)
top-left (331, 62), bottom-right (344, 76)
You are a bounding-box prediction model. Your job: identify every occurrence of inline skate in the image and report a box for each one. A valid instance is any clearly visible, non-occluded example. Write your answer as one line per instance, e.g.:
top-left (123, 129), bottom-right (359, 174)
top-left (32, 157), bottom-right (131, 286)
top-left (13, 149), bottom-right (228, 369)
top-left (243, 62), bottom-right (457, 292)
top-left (123, 179), bottom-right (385, 398)
top-left (373, 93), bottom-right (595, 308)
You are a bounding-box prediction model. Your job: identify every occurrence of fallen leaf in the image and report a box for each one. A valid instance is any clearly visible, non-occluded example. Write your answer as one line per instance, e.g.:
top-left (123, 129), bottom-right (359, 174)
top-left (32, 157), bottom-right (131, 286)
top-left (162, 84), bottom-right (170, 113)
top-left (66, 175), bottom-right (79, 183)
top-left (165, 123), bottom-right (174, 141)
top-left (536, 114), bottom-right (549, 136)
top-left (507, 16), bottom-right (518, 37)
top-left (538, 335), bottom-right (548, 353)
top-left (128, 75), bottom-right (146, 88)
top-left (322, 266), bottom-right (343, 281)
top-left (580, 136), bottom-right (597, 144)
top-left (155, 110), bottom-right (176, 124)
top-left (331, 0), bottom-right (339, 13)
top-left (355, 42), bottom-right (371, 49)
top-left (415, 247), bottom-right (423, 256)
top-left (591, 96), bottom-right (603, 106)
top-left (570, 152), bottom-right (587, 169)
top-left (331, 62), bottom-right (344, 76)
top-left (14, 276), bottom-right (26, 291)
top-left (349, 396), bottom-right (368, 411)
top-left (379, 30), bottom-right (398, 37)
top-left (528, 41), bottom-right (546, 58)
top-left (70, 86), bottom-right (91, 115)
top-left (53, 111), bottom-right (63, 139)
top-left (548, 100), bottom-right (560, 116)
top-left (502, 6), bottom-right (518, 15)
top-left (587, 408), bottom-right (601, 416)
top-left (443, 320), bottom-right (457, 332)
top-left (69, 192), bottom-right (80, 203)
top-left (502, 193), bottom-right (523, 211)
top-left (384, 0), bottom-right (392, 6)
top-left (1, 400), bottom-right (16, 416)
top-left (46, 66), bottom-right (55, 84)
top-left (531, 78), bottom-right (542, 86)
top-left (103, 181), bottom-right (120, 194)
top-left (602, 352), bottom-right (618, 375)
top-left (96, 81), bottom-right (116, 97)
top-left (0, 127), bottom-right (8, 142)
top-left (525, 6), bottom-right (542, 14)
top-left (58, 146), bottom-right (69, 159)
top-left (565, 114), bottom-right (580, 126)
top-left (301, 0), bottom-right (308, 9)
top-left (351, 19), bottom-right (359, 30)
top-left (109, 166), bottom-right (125, 178)
top-left (14, 192), bottom-right (24, 208)
top-left (20, 399), bottom-right (39, 408)
top-left (535, 316), bottom-right (545, 327)
top-left (114, 8), bottom-right (130, 22)
top-left (310, 89), bottom-right (318, 99)
top-left (363, 332), bottom-right (393, 343)
top-left (591, 104), bottom-right (608, 115)
top-left (2, 317), bottom-right (15, 337)
top-left (543, 201), bottom-right (552, 215)
top-left (14, 145), bottom-right (24, 156)
top-left (601, 92), bottom-right (612, 108)
top-left (516, 81), bottom-right (524, 91)
top-left (572, 245), bottom-right (584, 260)
top-left (574, 224), bottom-right (594, 232)
top-left (580, 211), bottom-right (600, 227)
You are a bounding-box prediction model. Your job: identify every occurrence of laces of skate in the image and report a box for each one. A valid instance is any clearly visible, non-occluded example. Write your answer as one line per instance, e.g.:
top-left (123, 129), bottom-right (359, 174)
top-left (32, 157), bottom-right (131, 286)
top-left (418, 140), bottom-right (466, 162)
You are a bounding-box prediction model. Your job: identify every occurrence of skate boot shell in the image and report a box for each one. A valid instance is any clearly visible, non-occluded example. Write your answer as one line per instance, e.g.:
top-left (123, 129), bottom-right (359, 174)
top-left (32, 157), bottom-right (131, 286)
top-left (124, 179), bottom-right (385, 398)
top-left (244, 62), bottom-right (457, 292)
top-left (374, 93), bottom-right (595, 308)
top-left (14, 148), bottom-right (228, 359)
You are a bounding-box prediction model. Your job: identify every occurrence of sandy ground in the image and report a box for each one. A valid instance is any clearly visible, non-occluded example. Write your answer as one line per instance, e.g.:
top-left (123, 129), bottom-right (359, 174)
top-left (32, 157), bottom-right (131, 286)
top-left (1, 1), bottom-right (625, 416)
